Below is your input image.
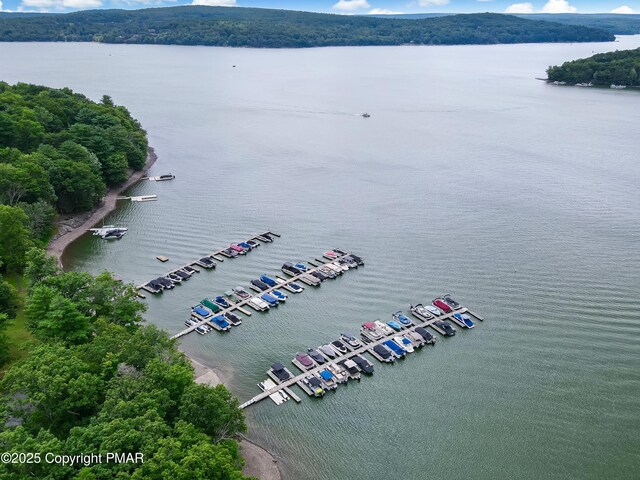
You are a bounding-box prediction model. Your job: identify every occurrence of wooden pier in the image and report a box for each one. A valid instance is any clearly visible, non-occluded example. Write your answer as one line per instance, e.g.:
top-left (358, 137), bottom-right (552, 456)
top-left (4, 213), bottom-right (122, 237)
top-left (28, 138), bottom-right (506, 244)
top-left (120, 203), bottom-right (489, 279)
top-left (170, 250), bottom-right (360, 340)
top-left (137, 231), bottom-right (280, 294)
top-left (238, 306), bottom-right (481, 409)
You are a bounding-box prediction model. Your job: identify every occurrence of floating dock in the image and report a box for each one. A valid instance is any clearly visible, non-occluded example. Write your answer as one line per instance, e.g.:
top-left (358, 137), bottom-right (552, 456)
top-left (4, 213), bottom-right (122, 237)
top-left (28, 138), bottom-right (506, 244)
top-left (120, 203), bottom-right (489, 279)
top-left (138, 231), bottom-right (280, 294)
top-left (238, 304), bottom-right (483, 409)
top-left (170, 249), bottom-right (361, 340)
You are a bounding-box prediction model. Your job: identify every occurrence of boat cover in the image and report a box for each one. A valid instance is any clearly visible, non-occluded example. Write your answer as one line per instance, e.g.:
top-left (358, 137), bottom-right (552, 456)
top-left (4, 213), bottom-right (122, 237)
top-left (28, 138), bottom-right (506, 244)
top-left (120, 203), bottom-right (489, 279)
top-left (193, 306), bottom-right (210, 317)
top-left (319, 370), bottom-right (334, 380)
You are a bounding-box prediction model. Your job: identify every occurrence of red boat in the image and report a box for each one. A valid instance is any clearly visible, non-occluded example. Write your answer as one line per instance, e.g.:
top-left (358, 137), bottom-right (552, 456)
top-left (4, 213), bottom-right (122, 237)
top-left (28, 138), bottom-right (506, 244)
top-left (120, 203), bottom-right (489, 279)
top-left (230, 244), bottom-right (245, 253)
top-left (432, 298), bottom-right (452, 313)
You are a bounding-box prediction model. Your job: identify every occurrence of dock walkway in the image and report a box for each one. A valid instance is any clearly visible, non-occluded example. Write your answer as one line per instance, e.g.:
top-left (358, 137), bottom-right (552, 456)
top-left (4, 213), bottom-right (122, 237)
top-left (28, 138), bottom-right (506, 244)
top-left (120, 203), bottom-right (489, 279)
top-left (171, 251), bottom-right (357, 340)
top-left (138, 231), bottom-right (280, 293)
top-left (239, 307), bottom-right (480, 409)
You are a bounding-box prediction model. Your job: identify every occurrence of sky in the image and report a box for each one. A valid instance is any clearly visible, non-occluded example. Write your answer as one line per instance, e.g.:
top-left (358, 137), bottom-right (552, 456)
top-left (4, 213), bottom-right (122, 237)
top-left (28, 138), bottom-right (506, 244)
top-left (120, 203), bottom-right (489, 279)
top-left (1, 0), bottom-right (640, 16)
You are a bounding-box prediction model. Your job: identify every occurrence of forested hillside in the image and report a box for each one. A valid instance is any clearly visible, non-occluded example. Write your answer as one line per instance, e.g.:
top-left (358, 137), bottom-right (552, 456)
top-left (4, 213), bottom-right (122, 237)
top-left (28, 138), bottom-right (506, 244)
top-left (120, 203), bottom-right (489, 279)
top-left (518, 13), bottom-right (640, 35)
top-left (547, 48), bottom-right (640, 86)
top-left (0, 250), bottom-right (252, 479)
top-left (0, 82), bottom-right (147, 256)
top-left (0, 7), bottom-right (615, 48)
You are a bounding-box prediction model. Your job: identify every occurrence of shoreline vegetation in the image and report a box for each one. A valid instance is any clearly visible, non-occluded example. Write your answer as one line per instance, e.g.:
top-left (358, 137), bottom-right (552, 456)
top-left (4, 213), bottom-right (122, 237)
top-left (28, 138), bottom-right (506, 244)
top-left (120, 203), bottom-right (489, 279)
top-left (189, 356), bottom-right (282, 480)
top-left (0, 81), bottom-right (267, 479)
top-left (547, 47), bottom-right (640, 87)
top-left (48, 146), bottom-right (157, 267)
top-left (0, 7), bottom-right (615, 48)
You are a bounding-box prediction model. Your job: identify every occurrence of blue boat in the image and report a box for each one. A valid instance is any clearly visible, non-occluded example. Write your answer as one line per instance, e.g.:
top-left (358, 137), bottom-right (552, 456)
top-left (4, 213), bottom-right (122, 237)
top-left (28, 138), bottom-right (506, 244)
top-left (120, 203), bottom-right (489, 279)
top-left (260, 275), bottom-right (277, 287)
top-left (386, 320), bottom-right (402, 331)
top-left (383, 339), bottom-right (407, 357)
top-left (454, 313), bottom-right (475, 328)
top-left (261, 293), bottom-right (279, 306)
top-left (289, 282), bottom-right (304, 293)
top-left (318, 369), bottom-right (337, 389)
top-left (211, 315), bottom-right (231, 329)
top-left (192, 305), bottom-right (212, 318)
top-left (238, 242), bottom-right (253, 250)
top-left (271, 290), bottom-right (287, 301)
top-left (294, 263), bottom-right (308, 272)
top-left (392, 311), bottom-right (412, 326)
top-left (214, 296), bottom-right (230, 308)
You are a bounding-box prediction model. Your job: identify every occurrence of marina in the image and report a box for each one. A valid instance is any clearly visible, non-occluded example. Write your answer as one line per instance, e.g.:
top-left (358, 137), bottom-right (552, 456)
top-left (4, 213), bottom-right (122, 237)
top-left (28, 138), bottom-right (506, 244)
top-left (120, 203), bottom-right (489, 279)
top-left (239, 299), bottom-right (484, 408)
top-left (173, 249), bottom-right (364, 339)
top-left (138, 231), bottom-right (280, 294)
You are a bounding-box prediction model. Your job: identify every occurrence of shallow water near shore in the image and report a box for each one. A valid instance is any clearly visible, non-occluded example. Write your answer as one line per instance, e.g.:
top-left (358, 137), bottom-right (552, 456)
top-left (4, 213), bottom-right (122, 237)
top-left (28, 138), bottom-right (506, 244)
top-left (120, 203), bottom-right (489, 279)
top-left (2, 37), bottom-right (639, 479)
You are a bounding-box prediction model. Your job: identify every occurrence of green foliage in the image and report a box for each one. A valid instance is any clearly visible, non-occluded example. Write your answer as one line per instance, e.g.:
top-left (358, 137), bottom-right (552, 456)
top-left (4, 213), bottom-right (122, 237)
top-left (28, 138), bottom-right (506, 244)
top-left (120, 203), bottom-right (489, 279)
top-left (0, 205), bottom-right (34, 273)
top-left (0, 276), bottom-right (19, 319)
top-left (0, 251), bottom-right (251, 478)
top-left (46, 159), bottom-right (106, 213)
top-left (16, 200), bottom-right (56, 242)
top-left (2, 342), bottom-right (103, 435)
top-left (0, 82), bottom-right (148, 218)
top-left (23, 247), bottom-right (58, 285)
top-left (26, 285), bottom-right (92, 345)
top-left (516, 13), bottom-right (640, 35)
top-left (179, 384), bottom-right (246, 442)
top-left (102, 152), bottom-right (129, 185)
top-left (0, 313), bottom-right (9, 366)
top-left (547, 48), bottom-right (640, 86)
top-left (0, 8), bottom-right (615, 48)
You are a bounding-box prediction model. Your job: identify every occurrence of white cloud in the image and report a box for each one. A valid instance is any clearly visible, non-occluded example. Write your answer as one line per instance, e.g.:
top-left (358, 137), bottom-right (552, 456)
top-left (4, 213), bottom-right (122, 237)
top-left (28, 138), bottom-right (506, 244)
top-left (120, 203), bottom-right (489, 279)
top-left (611, 5), bottom-right (639, 14)
top-left (418, 0), bottom-right (450, 5)
top-left (63, 0), bottom-right (101, 7)
top-left (191, 0), bottom-right (236, 5)
top-left (368, 8), bottom-right (403, 14)
top-left (332, 0), bottom-right (370, 11)
top-left (541, 0), bottom-right (577, 13)
top-left (505, 2), bottom-right (534, 13)
top-left (20, 0), bottom-right (102, 8)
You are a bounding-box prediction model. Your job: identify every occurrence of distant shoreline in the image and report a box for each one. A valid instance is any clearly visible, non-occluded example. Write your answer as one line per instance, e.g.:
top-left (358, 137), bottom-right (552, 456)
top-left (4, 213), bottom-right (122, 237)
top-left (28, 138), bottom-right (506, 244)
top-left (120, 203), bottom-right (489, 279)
top-left (46, 147), bottom-right (157, 268)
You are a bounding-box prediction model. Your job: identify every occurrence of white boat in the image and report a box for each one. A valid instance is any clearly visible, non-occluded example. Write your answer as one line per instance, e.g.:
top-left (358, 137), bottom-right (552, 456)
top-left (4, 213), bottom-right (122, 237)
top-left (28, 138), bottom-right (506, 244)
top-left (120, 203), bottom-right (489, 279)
top-left (327, 363), bottom-right (348, 383)
top-left (374, 320), bottom-right (394, 335)
top-left (89, 226), bottom-right (128, 240)
top-left (249, 298), bottom-right (270, 311)
top-left (395, 336), bottom-right (414, 353)
top-left (130, 195), bottom-right (158, 202)
top-left (324, 263), bottom-right (343, 275)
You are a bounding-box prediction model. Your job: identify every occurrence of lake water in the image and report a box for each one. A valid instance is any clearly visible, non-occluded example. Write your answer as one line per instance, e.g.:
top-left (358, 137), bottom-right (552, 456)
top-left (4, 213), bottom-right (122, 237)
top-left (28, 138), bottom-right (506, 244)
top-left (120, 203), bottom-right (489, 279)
top-left (1, 37), bottom-right (639, 480)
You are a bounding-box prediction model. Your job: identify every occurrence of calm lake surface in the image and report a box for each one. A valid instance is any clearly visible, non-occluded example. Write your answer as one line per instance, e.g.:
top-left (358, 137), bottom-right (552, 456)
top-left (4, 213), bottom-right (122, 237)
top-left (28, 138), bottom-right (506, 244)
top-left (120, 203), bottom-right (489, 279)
top-left (2, 37), bottom-right (639, 480)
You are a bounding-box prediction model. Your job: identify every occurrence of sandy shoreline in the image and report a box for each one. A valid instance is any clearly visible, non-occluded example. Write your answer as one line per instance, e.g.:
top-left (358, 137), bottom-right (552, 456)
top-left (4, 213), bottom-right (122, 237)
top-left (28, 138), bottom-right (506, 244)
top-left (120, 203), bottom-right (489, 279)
top-left (46, 147), bottom-right (158, 266)
top-left (46, 146), bottom-right (281, 480)
top-left (188, 357), bottom-right (282, 480)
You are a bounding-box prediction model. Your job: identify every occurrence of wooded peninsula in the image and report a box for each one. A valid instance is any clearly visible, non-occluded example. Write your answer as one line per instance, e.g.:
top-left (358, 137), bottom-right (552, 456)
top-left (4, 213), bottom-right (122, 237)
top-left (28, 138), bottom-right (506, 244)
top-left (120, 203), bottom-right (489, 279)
top-left (0, 7), bottom-right (615, 48)
top-left (0, 83), bottom-right (254, 479)
top-left (547, 48), bottom-right (640, 87)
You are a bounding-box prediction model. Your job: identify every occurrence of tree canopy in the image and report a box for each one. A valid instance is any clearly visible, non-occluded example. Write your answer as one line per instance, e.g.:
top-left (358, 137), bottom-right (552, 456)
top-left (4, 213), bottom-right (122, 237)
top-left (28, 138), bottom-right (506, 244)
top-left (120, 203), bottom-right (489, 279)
top-left (0, 83), bottom-right (149, 273)
top-left (0, 8), bottom-right (614, 48)
top-left (547, 48), bottom-right (640, 87)
top-left (0, 251), bottom-right (252, 479)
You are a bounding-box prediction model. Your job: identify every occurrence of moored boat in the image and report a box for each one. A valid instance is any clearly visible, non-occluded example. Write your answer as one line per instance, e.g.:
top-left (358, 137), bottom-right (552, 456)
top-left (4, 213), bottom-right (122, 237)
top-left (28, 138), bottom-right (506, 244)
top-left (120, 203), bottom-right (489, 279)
top-left (396, 335), bottom-right (415, 353)
top-left (410, 303), bottom-right (434, 320)
top-left (392, 311), bottom-right (413, 326)
top-left (340, 332), bottom-right (362, 349)
top-left (352, 355), bottom-right (374, 374)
